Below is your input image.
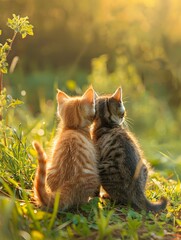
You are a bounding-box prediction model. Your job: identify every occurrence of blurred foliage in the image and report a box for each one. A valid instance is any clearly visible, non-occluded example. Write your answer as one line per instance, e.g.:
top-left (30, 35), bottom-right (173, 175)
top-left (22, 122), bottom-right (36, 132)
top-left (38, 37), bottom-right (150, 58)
top-left (1, 0), bottom-right (181, 82)
top-left (0, 1), bottom-right (180, 175)
top-left (7, 14), bottom-right (33, 38)
top-left (0, 14), bottom-right (33, 97)
top-left (0, 41), bottom-right (9, 74)
top-left (0, 0), bottom-right (181, 110)
top-left (0, 14), bottom-right (33, 74)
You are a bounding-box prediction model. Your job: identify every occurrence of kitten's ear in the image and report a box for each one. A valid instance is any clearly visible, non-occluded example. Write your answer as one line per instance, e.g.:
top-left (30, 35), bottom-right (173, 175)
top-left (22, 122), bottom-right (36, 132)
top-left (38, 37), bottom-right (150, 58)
top-left (82, 87), bottom-right (96, 104)
top-left (56, 89), bottom-right (69, 104)
top-left (94, 91), bottom-right (99, 100)
top-left (111, 87), bottom-right (122, 102)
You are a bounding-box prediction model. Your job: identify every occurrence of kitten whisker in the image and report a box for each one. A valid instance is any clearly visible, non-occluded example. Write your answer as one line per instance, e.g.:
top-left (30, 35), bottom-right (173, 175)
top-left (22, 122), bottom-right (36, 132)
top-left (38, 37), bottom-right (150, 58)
top-left (123, 121), bottom-right (132, 130)
top-left (123, 118), bottom-right (134, 129)
top-left (125, 116), bottom-right (134, 122)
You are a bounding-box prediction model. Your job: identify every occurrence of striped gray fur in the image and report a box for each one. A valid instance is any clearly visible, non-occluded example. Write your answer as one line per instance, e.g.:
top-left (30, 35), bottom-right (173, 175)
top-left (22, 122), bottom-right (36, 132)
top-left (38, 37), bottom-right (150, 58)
top-left (92, 88), bottom-right (167, 212)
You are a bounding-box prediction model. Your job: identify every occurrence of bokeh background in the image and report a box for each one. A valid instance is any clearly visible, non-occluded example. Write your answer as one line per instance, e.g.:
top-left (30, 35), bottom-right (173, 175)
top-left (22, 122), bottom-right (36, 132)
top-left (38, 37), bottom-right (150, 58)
top-left (1, 0), bottom-right (181, 177)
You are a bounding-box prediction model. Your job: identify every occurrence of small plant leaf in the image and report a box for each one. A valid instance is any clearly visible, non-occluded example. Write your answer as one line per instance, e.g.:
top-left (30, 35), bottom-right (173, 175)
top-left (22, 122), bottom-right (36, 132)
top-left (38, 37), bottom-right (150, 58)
top-left (7, 14), bottom-right (34, 38)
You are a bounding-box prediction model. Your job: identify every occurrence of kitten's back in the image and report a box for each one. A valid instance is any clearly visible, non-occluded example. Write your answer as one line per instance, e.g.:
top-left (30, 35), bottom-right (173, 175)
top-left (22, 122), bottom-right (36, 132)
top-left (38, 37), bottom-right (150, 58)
top-left (46, 129), bottom-right (99, 191)
top-left (92, 88), bottom-right (167, 212)
top-left (33, 87), bottom-right (100, 209)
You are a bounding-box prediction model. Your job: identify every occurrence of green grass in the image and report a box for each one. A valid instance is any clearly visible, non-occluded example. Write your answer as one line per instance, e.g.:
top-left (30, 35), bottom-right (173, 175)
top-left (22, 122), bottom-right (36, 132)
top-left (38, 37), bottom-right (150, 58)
top-left (0, 98), bottom-right (181, 240)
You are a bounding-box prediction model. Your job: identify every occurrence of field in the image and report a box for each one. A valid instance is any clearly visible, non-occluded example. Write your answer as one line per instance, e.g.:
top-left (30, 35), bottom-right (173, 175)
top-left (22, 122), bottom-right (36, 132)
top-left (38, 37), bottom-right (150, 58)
top-left (0, 85), bottom-right (181, 240)
top-left (1, 1), bottom-right (181, 239)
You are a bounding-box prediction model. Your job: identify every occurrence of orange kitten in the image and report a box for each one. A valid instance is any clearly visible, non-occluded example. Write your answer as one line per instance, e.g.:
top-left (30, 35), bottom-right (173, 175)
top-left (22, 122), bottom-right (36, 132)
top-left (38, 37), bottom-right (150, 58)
top-left (33, 87), bottom-right (100, 210)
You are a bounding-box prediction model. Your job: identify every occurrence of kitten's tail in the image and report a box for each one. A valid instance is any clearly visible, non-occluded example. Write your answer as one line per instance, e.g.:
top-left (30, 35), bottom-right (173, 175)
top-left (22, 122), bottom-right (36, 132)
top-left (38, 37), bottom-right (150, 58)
top-left (144, 196), bottom-right (167, 212)
top-left (132, 190), bottom-right (167, 212)
top-left (33, 141), bottom-right (53, 207)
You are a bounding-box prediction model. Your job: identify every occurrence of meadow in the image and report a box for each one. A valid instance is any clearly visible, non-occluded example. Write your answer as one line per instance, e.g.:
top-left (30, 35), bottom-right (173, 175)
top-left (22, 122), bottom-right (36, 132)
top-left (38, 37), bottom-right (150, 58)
top-left (1, 2), bottom-right (181, 239)
top-left (0, 64), bottom-right (181, 239)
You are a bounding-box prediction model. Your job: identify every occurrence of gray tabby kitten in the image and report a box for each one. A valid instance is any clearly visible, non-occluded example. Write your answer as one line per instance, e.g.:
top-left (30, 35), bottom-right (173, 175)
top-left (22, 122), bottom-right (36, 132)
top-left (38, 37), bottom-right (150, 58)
top-left (92, 87), bottom-right (167, 212)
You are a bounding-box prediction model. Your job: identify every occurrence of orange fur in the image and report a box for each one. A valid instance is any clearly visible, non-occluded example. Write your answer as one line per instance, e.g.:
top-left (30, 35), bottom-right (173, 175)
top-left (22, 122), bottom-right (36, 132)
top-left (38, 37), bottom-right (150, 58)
top-left (33, 87), bottom-right (100, 210)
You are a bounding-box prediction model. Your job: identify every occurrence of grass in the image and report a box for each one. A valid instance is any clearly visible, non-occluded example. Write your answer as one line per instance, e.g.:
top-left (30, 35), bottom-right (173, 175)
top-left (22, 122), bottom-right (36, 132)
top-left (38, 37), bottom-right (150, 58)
top-left (0, 96), bottom-right (181, 240)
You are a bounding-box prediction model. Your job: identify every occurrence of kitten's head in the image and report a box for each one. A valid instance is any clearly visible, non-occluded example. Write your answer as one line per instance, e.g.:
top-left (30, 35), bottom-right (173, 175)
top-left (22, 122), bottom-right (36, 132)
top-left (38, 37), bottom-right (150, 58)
top-left (56, 87), bottom-right (96, 129)
top-left (95, 87), bottom-right (125, 126)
